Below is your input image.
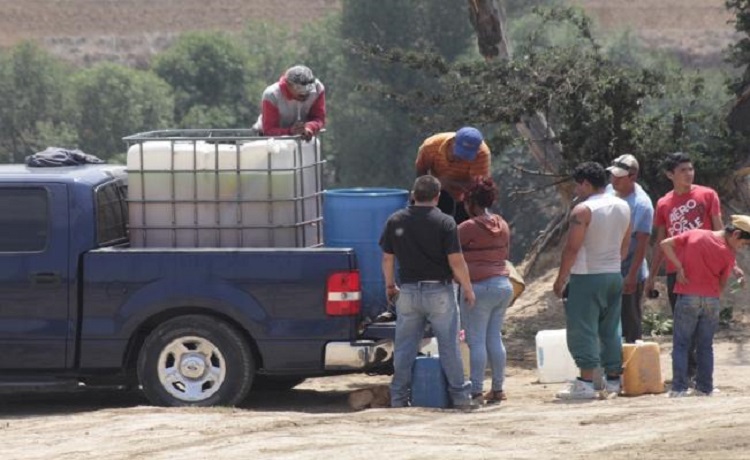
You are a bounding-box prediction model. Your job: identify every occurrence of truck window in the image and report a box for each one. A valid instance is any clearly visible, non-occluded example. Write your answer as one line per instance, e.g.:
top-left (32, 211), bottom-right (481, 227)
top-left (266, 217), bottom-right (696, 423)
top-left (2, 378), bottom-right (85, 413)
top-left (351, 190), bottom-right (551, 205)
top-left (95, 180), bottom-right (128, 246)
top-left (0, 188), bottom-right (48, 252)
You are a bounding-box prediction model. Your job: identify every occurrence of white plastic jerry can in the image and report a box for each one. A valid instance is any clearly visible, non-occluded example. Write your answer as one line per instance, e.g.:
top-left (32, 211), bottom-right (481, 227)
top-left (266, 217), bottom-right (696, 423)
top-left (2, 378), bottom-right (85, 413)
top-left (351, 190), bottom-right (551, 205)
top-left (535, 329), bottom-right (579, 383)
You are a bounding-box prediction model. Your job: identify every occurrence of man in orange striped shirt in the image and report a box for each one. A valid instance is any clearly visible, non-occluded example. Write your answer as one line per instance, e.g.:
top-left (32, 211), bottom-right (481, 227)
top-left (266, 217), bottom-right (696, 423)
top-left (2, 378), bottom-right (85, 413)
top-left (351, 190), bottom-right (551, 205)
top-left (415, 127), bottom-right (491, 223)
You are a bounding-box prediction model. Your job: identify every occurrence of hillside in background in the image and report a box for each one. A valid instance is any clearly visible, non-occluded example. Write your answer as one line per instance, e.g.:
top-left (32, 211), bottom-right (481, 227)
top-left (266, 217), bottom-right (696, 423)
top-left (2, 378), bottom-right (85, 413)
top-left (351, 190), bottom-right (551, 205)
top-left (573, 0), bottom-right (740, 67)
top-left (0, 0), bottom-right (741, 68)
top-left (0, 0), bottom-right (340, 66)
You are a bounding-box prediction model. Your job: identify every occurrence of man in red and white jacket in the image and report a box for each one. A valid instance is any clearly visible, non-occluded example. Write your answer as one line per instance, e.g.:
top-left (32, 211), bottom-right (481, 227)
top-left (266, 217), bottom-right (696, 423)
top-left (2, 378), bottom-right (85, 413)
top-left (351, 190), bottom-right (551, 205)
top-left (253, 65), bottom-right (325, 141)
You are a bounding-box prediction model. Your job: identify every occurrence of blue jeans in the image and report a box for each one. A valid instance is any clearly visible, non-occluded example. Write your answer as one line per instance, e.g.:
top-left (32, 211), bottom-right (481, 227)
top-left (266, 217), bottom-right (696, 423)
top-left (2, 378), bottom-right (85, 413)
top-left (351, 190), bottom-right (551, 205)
top-left (460, 276), bottom-right (513, 394)
top-left (672, 295), bottom-right (720, 393)
top-left (391, 282), bottom-right (471, 407)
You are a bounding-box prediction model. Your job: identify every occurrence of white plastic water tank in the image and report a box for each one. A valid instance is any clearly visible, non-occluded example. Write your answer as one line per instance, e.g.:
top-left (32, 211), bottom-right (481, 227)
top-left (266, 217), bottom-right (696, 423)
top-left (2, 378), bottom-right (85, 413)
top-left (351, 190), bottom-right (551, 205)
top-left (127, 140), bottom-right (217, 247)
top-left (535, 329), bottom-right (579, 383)
top-left (235, 138), bottom-right (319, 247)
top-left (127, 137), bottom-right (321, 248)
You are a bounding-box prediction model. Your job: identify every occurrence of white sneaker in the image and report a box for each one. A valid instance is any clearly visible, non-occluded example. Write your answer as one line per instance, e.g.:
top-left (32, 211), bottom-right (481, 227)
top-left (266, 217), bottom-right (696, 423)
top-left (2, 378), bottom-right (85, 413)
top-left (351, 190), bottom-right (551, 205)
top-left (556, 379), bottom-right (597, 400)
top-left (668, 390), bottom-right (689, 398)
top-left (605, 378), bottom-right (621, 395)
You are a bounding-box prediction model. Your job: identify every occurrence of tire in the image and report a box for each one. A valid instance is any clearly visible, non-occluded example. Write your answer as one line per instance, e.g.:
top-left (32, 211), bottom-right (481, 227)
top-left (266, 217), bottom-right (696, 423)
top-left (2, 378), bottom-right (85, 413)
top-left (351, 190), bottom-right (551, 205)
top-left (252, 376), bottom-right (306, 391)
top-left (137, 315), bottom-right (254, 407)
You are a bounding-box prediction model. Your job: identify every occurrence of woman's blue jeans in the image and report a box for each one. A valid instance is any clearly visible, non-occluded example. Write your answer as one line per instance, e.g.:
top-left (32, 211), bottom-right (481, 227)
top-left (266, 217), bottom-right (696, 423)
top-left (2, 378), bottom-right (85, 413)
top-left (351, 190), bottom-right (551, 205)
top-left (460, 276), bottom-right (514, 394)
top-left (672, 295), bottom-right (720, 393)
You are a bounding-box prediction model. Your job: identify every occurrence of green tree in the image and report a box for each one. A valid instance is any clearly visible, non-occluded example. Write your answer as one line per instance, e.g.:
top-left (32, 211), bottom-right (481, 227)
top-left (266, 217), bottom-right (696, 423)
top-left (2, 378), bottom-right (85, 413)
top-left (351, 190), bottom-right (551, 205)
top-left (0, 42), bottom-right (74, 162)
top-left (355, 5), bottom-right (744, 259)
top-left (727, 0), bottom-right (750, 94)
top-left (362, 6), bottom-right (742, 194)
top-left (71, 63), bottom-right (174, 159)
top-left (294, 14), bottom-right (347, 179)
top-left (505, 0), bottom-right (562, 17)
top-left (153, 32), bottom-right (252, 127)
top-left (242, 21), bottom-right (299, 123)
top-left (331, 0), bottom-right (474, 187)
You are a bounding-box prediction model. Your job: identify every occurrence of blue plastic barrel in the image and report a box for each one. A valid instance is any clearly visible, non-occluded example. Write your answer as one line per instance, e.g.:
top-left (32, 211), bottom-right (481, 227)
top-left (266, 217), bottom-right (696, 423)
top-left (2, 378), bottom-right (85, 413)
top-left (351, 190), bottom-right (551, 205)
top-left (323, 188), bottom-right (409, 319)
top-left (411, 356), bottom-right (450, 408)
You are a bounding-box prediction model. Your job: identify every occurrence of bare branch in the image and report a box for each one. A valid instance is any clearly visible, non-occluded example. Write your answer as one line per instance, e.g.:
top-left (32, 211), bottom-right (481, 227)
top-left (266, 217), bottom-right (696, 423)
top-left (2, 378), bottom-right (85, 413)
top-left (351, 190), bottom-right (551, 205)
top-left (508, 176), bottom-right (573, 198)
top-left (510, 164), bottom-right (568, 177)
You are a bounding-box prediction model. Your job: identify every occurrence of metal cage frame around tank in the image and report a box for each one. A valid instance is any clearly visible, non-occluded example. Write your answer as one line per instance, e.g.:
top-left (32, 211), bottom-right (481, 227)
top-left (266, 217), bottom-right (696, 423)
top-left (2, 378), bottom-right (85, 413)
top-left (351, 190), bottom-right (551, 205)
top-left (122, 129), bottom-right (325, 248)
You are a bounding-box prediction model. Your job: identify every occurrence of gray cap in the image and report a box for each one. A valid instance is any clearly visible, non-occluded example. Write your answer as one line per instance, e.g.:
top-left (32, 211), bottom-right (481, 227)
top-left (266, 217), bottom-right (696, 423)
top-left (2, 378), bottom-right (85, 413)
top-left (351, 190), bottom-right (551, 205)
top-left (285, 65), bottom-right (316, 93)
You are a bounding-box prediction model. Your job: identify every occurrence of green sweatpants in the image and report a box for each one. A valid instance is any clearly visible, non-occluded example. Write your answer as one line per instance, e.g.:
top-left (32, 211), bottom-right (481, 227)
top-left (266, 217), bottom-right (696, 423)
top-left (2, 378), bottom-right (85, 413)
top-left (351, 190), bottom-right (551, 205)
top-left (565, 273), bottom-right (623, 374)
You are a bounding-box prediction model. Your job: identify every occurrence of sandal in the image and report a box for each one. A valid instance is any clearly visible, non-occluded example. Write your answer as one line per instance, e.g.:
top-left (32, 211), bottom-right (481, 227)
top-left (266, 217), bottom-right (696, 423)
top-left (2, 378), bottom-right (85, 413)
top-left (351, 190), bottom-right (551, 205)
top-left (484, 390), bottom-right (507, 405)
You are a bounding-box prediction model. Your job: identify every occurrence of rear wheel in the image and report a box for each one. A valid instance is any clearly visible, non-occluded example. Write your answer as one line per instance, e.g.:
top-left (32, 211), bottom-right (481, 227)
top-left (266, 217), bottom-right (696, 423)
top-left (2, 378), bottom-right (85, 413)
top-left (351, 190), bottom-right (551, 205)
top-left (137, 315), bottom-right (253, 407)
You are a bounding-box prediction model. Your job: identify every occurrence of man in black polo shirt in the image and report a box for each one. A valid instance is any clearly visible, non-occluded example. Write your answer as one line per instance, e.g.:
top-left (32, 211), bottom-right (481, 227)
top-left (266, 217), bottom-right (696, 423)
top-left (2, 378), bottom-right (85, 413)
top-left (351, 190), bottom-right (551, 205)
top-left (379, 175), bottom-right (477, 410)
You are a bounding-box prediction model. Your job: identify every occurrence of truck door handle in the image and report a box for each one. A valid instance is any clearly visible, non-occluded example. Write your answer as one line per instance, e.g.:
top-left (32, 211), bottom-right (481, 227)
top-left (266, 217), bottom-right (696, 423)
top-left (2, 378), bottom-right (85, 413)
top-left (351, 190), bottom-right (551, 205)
top-left (30, 272), bottom-right (61, 285)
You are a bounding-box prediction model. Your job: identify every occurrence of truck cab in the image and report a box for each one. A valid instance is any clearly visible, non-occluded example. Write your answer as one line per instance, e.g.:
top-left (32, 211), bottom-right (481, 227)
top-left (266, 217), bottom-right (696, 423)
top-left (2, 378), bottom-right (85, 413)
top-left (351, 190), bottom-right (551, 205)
top-left (0, 165), bottom-right (126, 370)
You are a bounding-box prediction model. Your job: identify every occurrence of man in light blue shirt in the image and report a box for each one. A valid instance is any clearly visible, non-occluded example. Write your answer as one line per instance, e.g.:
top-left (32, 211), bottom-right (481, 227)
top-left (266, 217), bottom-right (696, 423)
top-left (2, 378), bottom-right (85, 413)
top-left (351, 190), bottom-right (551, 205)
top-left (606, 154), bottom-right (654, 343)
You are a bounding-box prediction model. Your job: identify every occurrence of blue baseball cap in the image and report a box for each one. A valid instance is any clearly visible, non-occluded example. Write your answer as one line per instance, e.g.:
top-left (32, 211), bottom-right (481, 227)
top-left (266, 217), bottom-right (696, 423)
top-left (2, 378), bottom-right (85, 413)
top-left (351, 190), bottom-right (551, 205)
top-left (453, 127), bottom-right (483, 161)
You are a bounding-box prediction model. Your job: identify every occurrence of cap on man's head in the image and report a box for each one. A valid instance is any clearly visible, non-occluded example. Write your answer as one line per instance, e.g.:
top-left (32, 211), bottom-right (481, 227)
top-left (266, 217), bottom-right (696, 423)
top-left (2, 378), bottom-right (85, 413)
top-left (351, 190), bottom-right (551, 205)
top-left (731, 215), bottom-right (750, 233)
top-left (453, 127), bottom-right (483, 161)
top-left (285, 65), bottom-right (316, 94)
top-left (606, 154), bottom-right (639, 177)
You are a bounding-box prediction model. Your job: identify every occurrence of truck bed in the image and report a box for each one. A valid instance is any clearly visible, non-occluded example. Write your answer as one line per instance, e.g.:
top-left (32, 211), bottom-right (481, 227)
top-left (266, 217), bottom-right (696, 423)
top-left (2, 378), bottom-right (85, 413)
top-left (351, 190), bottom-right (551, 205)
top-left (79, 247), bottom-right (359, 374)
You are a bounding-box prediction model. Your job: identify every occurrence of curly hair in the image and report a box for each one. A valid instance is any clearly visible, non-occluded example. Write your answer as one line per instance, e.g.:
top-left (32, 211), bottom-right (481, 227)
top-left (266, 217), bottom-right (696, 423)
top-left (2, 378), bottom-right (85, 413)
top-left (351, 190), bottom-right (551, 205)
top-left (572, 162), bottom-right (607, 189)
top-left (465, 176), bottom-right (498, 209)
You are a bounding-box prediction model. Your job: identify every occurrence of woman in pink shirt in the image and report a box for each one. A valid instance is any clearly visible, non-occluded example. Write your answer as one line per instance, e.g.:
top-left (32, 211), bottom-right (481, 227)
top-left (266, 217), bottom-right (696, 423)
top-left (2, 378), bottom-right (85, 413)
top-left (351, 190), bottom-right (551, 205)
top-left (458, 177), bottom-right (513, 404)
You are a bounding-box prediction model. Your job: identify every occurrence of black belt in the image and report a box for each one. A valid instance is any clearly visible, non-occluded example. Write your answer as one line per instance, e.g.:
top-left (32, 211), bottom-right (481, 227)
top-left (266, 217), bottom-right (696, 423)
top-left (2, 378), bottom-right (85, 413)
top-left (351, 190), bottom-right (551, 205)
top-left (404, 279), bottom-right (453, 287)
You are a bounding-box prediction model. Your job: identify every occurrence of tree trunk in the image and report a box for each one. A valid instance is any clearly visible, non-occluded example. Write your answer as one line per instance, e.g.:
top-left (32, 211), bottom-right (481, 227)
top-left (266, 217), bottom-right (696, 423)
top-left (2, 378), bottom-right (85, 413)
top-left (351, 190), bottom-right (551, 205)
top-left (466, 0), bottom-right (573, 204)
top-left (467, 0), bottom-right (574, 274)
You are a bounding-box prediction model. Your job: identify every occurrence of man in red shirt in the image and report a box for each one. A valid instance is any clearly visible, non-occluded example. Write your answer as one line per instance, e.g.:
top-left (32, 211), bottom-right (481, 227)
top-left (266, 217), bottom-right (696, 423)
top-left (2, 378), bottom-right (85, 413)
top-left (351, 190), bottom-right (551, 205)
top-left (645, 152), bottom-right (730, 380)
top-left (253, 65), bottom-right (325, 141)
top-left (660, 215), bottom-right (750, 396)
top-left (646, 152), bottom-right (724, 308)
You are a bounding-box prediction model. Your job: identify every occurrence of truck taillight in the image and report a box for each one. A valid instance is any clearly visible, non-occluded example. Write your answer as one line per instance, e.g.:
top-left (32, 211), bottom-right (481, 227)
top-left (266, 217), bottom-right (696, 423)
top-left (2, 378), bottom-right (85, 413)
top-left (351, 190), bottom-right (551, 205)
top-left (326, 271), bottom-right (361, 316)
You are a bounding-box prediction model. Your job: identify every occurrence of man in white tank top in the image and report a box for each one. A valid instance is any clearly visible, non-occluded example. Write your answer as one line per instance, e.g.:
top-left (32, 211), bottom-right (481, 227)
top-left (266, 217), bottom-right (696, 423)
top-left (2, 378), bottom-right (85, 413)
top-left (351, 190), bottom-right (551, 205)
top-left (553, 162), bottom-right (631, 399)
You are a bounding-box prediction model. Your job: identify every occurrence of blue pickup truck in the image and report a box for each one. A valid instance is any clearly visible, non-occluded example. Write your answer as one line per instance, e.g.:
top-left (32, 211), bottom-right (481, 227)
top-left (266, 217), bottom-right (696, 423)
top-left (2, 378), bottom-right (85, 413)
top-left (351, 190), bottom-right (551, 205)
top-left (0, 163), bottom-right (394, 406)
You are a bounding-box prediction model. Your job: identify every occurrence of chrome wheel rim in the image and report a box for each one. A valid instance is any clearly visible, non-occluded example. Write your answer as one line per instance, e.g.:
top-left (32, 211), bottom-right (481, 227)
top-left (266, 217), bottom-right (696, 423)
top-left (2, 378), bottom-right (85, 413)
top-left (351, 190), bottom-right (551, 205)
top-left (157, 336), bottom-right (227, 402)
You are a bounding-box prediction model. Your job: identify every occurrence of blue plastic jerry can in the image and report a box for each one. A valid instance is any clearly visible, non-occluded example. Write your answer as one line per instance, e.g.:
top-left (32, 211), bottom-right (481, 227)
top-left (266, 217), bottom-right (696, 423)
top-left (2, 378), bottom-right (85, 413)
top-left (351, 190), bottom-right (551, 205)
top-left (411, 355), bottom-right (450, 408)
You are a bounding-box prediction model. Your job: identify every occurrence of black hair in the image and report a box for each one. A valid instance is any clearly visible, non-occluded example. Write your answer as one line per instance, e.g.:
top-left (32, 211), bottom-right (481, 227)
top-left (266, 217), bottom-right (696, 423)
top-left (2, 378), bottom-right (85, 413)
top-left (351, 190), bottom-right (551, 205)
top-left (572, 162), bottom-right (607, 189)
top-left (465, 176), bottom-right (498, 209)
top-left (725, 225), bottom-right (750, 240)
top-left (660, 152), bottom-right (692, 173)
top-left (412, 175), bottom-right (441, 202)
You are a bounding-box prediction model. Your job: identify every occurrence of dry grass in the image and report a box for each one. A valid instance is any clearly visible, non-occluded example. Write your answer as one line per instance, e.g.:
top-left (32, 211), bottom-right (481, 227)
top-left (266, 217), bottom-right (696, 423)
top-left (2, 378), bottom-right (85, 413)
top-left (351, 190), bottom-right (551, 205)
top-left (0, 0), bottom-right (341, 66)
top-left (0, 0), bottom-right (740, 67)
top-left (574, 0), bottom-right (740, 66)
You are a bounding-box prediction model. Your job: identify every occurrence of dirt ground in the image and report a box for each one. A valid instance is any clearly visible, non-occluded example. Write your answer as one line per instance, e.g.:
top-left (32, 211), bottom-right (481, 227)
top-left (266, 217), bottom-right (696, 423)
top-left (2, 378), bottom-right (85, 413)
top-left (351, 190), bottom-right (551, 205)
top-left (2, 272), bottom-right (750, 460)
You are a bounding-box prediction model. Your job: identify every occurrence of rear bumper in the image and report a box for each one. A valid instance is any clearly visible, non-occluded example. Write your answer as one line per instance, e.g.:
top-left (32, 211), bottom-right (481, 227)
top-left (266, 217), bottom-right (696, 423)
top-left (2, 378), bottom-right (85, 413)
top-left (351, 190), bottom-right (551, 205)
top-left (324, 339), bottom-right (393, 370)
